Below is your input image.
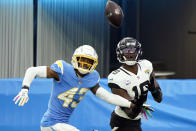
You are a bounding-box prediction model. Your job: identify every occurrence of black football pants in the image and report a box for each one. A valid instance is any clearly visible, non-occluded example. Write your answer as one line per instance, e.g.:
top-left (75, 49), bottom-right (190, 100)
top-left (110, 111), bottom-right (142, 131)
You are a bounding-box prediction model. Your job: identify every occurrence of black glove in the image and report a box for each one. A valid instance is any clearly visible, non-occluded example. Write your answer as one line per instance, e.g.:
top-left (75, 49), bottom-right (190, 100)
top-left (132, 93), bottom-right (147, 106)
top-left (126, 94), bottom-right (147, 119)
top-left (127, 105), bottom-right (142, 119)
top-left (148, 77), bottom-right (162, 102)
top-left (148, 77), bottom-right (156, 92)
top-left (148, 77), bottom-right (160, 94)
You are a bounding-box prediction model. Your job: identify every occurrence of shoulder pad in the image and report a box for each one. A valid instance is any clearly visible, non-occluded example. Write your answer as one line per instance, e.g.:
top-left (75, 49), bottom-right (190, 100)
top-left (50, 60), bottom-right (67, 75)
top-left (108, 69), bottom-right (126, 89)
top-left (138, 59), bottom-right (153, 74)
top-left (90, 70), bottom-right (100, 83)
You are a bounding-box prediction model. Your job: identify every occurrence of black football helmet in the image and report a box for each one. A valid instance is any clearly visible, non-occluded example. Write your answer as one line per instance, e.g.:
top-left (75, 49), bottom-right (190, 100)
top-left (116, 37), bottom-right (142, 65)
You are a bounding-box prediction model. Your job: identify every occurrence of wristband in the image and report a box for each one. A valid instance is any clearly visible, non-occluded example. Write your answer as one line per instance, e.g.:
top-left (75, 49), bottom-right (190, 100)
top-left (22, 86), bottom-right (29, 90)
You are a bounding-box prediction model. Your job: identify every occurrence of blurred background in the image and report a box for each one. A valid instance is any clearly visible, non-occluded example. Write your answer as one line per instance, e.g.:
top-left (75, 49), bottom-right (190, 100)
top-left (0, 0), bottom-right (196, 131)
top-left (1, 0), bottom-right (196, 78)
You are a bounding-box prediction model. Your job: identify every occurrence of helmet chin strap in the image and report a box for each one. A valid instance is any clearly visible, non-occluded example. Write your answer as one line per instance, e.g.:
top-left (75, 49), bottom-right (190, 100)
top-left (122, 54), bottom-right (138, 66)
top-left (125, 61), bottom-right (137, 66)
top-left (78, 69), bottom-right (88, 75)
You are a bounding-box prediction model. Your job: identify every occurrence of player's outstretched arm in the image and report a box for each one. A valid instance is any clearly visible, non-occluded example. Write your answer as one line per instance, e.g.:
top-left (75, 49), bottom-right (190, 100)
top-left (90, 84), bottom-right (133, 108)
top-left (13, 66), bottom-right (59, 106)
top-left (148, 72), bottom-right (162, 103)
top-left (110, 86), bottom-right (145, 119)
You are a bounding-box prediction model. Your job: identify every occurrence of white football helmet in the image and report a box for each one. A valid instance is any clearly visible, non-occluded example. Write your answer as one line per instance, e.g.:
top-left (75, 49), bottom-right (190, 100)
top-left (72, 45), bottom-right (98, 74)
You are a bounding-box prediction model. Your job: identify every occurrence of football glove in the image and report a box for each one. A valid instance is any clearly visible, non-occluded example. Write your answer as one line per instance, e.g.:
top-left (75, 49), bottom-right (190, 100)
top-left (141, 104), bottom-right (155, 119)
top-left (148, 77), bottom-right (162, 100)
top-left (142, 104), bottom-right (154, 112)
top-left (132, 93), bottom-right (147, 106)
top-left (13, 89), bottom-right (29, 106)
top-left (125, 94), bottom-right (147, 119)
top-left (148, 77), bottom-right (156, 92)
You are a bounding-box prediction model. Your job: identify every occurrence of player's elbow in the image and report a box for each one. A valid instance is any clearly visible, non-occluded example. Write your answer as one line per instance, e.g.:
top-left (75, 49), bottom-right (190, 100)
top-left (26, 67), bottom-right (36, 74)
top-left (25, 66), bottom-right (47, 78)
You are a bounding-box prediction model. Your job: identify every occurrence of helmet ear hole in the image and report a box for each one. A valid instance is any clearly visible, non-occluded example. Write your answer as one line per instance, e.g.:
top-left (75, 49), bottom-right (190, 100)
top-left (76, 57), bottom-right (80, 61)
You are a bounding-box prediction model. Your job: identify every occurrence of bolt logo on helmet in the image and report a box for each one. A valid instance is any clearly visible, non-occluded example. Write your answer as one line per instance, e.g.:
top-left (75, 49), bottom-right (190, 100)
top-left (72, 45), bottom-right (98, 74)
top-left (116, 37), bottom-right (142, 66)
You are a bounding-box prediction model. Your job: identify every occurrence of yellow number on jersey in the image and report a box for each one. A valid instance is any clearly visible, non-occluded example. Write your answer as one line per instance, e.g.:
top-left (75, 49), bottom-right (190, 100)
top-left (71, 88), bottom-right (88, 108)
top-left (57, 88), bottom-right (78, 107)
top-left (79, 88), bottom-right (89, 100)
top-left (57, 88), bottom-right (88, 108)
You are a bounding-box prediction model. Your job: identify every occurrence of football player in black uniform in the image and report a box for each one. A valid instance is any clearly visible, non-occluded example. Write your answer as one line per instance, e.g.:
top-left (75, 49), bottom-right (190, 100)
top-left (108, 37), bottom-right (162, 131)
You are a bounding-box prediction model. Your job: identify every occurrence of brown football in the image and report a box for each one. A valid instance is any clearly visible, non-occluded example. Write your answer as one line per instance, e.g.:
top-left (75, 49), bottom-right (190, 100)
top-left (105, 0), bottom-right (124, 28)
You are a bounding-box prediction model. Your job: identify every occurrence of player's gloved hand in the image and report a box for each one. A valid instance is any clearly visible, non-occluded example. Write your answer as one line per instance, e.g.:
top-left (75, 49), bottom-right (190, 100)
top-left (141, 104), bottom-right (155, 119)
top-left (147, 77), bottom-right (156, 92)
top-left (128, 104), bottom-right (142, 119)
top-left (142, 104), bottom-right (154, 112)
top-left (13, 88), bottom-right (29, 106)
top-left (148, 77), bottom-right (162, 102)
top-left (125, 94), bottom-right (147, 119)
top-left (133, 93), bottom-right (147, 106)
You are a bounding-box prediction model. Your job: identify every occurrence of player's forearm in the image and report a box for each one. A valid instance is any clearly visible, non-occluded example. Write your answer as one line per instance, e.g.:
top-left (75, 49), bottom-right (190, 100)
top-left (121, 93), bottom-right (147, 119)
top-left (151, 87), bottom-right (162, 103)
top-left (148, 77), bottom-right (162, 103)
top-left (95, 87), bottom-right (132, 108)
top-left (121, 105), bottom-right (142, 119)
top-left (22, 66), bottom-right (47, 88)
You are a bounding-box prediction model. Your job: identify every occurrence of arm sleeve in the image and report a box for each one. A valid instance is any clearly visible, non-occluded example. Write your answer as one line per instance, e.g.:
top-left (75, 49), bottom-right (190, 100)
top-left (22, 66), bottom-right (47, 87)
top-left (95, 87), bottom-right (131, 108)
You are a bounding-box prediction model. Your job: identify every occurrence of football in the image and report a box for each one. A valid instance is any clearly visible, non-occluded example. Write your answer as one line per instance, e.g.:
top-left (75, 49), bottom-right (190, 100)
top-left (105, 0), bottom-right (124, 28)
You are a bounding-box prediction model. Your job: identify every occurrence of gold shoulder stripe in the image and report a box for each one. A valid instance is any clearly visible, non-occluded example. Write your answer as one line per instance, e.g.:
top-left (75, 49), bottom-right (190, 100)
top-left (55, 61), bottom-right (63, 74)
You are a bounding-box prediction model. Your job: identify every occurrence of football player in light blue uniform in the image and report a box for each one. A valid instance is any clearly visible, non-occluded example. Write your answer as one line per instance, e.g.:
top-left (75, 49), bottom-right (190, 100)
top-left (14, 45), bottom-right (134, 131)
top-left (41, 59), bottom-right (100, 127)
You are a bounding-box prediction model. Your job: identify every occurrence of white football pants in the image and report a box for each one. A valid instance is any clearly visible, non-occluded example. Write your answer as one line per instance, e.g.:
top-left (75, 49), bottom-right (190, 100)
top-left (41, 123), bottom-right (80, 131)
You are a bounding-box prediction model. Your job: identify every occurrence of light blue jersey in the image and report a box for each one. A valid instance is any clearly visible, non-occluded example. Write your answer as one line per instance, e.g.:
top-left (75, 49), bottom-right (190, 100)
top-left (41, 60), bottom-right (100, 127)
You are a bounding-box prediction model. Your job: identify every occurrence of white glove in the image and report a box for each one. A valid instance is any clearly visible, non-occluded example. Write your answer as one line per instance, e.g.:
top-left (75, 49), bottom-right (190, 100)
top-left (13, 89), bottom-right (29, 106)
